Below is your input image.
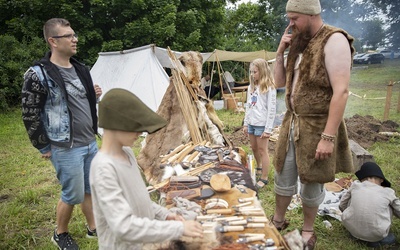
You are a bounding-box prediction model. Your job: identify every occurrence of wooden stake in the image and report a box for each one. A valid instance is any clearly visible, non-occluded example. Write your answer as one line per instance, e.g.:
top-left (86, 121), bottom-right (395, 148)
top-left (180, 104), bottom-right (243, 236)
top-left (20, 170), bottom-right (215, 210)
top-left (383, 81), bottom-right (393, 120)
top-left (397, 82), bottom-right (400, 113)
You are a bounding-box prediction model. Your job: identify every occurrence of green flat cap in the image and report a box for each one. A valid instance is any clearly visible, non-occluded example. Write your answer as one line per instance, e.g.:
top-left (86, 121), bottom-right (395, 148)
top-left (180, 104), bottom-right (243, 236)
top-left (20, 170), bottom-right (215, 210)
top-left (99, 88), bottom-right (167, 133)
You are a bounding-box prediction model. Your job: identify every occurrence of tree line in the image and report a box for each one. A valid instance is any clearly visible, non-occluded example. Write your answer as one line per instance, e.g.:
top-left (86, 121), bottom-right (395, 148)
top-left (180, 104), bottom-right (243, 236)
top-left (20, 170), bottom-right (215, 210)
top-left (1, 0), bottom-right (398, 110)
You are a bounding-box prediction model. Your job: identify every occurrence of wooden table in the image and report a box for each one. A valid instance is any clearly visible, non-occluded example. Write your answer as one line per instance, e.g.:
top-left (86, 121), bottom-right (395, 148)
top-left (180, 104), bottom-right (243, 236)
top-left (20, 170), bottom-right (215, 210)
top-left (199, 186), bottom-right (289, 249)
top-left (231, 85), bottom-right (248, 103)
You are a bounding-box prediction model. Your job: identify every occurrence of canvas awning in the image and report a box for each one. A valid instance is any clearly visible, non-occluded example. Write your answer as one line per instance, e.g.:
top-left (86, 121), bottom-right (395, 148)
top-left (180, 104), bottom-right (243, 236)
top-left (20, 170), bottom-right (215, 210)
top-left (203, 49), bottom-right (277, 62)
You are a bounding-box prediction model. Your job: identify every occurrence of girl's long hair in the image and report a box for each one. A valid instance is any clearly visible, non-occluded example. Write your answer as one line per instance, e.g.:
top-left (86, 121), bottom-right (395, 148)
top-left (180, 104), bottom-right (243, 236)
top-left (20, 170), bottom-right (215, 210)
top-left (249, 58), bottom-right (276, 93)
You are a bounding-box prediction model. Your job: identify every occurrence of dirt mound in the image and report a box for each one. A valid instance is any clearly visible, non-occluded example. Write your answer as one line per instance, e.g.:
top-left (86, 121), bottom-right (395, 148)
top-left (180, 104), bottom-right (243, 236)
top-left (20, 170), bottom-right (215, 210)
top-left (345, 114), bottom-right (399, 149)
top-left (227, 115), bottom-right (399, 150)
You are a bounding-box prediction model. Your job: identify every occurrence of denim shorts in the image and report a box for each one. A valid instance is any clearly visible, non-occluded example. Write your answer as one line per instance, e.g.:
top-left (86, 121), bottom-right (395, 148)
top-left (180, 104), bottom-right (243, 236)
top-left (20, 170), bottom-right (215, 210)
top-left (247, 125), bottom-right (265, 137)
top-left (50, 140), bottom-right (98, 205)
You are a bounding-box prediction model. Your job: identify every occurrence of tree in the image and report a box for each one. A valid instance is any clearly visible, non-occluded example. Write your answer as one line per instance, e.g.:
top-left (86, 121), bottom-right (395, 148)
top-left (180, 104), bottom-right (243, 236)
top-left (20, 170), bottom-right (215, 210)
top-left (360, 18), bottom-right (386, 50)
top-left (367, 0), bottom-right (400, 49)
top-left (0, 0), bottom-right (231, 110)
top-left (224, 0), bottom-right (286, 52)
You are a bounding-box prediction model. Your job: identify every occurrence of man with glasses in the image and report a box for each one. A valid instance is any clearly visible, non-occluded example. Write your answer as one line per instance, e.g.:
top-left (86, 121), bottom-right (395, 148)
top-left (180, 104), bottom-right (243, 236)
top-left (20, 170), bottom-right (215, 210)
top-left (22, 18), bottom-right (102, 250)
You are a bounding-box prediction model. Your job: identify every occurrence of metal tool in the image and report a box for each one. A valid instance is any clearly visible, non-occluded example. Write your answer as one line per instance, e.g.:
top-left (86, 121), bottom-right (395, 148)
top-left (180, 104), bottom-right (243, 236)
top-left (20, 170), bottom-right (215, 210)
top-left (237, 235), bottom-right (265, 243)
top-left (234, 210), bottom-right (265, 216)
top-left (247, 217), bottom-right (269, 223)
top-left (221, 219), bottom-right (247, 225)
top-left (196, 215), bottom-right (216, 221)
top-left (232, 201), bottom-right (252, 208)
top-left (246, 223), bottom-right (266, 228)
top-left (234, 206), bottom-right (263, 212)
top-left (238, 233), bottom-right (265, 238)
top-left (206, 208), bottom-right (232, 214)
top-left (215, 225), bottom-right (245, 233)
top-left (235, 184), bottom-right (247, 194)
top-left (238, 197), bottom-right (255, 203)
top-left (213, 216), bottom-right (244, 222)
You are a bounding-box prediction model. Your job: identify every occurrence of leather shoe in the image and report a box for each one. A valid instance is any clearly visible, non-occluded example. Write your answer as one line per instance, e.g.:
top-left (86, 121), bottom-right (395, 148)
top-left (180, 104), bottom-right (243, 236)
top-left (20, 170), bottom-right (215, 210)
top-left (302, 231), bottom-right (317, 250)
top-left (270, 215), bottom-right (290, 231)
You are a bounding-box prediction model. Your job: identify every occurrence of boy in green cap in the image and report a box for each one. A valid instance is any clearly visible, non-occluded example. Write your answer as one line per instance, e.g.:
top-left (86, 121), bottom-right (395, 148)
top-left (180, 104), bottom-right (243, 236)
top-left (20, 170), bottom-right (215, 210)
top-left (90, 88), bottom-right (203, 249)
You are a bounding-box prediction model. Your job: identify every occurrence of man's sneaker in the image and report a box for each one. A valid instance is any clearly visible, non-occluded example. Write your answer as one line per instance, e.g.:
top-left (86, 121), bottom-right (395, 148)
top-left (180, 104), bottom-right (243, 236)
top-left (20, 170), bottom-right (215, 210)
top-left (86, 225), bottom-right (97, 239)
top-left (51, 229), bottom-right (79, 250)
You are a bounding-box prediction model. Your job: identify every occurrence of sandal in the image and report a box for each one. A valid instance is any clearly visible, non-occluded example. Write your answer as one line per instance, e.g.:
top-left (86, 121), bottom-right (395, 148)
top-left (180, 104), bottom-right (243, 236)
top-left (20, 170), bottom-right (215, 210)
top-left (302, 229), bottom-right (317, 250)
top-left (255, 179), bottom-right (269, 189)
top-left (270, 215), bottom-right (290, 231)
top-left (255, 167), bottom-right (263, 176)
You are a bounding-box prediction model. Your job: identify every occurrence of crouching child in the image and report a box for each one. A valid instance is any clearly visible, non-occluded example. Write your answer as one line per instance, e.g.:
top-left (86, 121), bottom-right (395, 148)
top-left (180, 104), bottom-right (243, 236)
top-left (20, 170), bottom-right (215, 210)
top-left (339, 162), bottom-right (400, 248)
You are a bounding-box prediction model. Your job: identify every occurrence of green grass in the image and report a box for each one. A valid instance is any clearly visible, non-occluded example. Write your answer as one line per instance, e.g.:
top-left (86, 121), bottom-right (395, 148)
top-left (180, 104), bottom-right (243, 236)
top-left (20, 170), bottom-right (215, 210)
top-left (346, 60), bottom-right (400, 122)
top-left (0, 60), bottom-right (399, 249)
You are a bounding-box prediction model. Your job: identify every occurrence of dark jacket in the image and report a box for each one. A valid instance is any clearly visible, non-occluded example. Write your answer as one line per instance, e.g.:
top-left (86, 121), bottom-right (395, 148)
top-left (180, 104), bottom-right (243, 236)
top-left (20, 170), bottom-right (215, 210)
top-left (22, 51), bottom-right (98, 153)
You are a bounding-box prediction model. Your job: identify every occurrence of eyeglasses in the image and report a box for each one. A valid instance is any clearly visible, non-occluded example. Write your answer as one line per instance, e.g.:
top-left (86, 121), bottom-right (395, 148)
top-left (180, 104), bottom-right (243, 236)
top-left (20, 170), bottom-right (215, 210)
top-left (51, 33), bottom-right (78, 39)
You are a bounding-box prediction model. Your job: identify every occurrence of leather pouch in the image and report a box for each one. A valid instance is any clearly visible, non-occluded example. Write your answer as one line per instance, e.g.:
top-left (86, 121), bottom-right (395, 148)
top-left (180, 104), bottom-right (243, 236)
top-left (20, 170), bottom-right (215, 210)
top-left (166, 188), bottom-right (201, 204)
top-left (169, 176), bottom-right (202, 190)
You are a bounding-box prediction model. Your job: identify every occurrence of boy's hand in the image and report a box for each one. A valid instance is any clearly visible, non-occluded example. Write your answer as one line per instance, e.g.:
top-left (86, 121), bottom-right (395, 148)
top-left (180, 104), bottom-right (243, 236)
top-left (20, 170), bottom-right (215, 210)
top-left (182, 221), bottom-right (203, 238)
top-left (166, 213), bottom-right (185, 221)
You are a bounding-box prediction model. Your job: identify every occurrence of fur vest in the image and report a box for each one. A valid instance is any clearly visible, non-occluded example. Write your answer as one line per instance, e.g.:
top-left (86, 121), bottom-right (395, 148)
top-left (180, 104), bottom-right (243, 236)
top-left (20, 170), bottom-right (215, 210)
top-left (274, 25), bottom-right (355, 184)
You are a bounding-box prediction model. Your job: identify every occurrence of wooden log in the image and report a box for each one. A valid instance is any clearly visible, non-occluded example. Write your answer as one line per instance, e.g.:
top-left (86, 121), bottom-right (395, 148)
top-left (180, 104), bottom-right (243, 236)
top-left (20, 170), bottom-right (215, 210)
top-left (175, 143), bottom-right (199, 163)
top-left (168, 143), bottom-right (193, 164)
top-left (161, 143), bottom-right (190, 163)
top-left (349, 139), bottom-right (374, 171)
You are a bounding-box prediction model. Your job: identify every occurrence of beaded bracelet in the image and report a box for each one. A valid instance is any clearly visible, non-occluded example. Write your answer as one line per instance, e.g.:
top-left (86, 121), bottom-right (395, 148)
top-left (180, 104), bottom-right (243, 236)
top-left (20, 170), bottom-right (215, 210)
top-left (321, 132), bottom-right (335, 142)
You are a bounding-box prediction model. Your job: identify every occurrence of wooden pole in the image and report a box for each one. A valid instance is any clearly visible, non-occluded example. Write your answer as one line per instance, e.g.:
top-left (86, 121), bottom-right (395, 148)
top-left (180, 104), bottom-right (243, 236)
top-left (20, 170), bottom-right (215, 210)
top-left (397, 82), bottom-right (400, 113)
top-left (383, 81), bottom-right (393, 120)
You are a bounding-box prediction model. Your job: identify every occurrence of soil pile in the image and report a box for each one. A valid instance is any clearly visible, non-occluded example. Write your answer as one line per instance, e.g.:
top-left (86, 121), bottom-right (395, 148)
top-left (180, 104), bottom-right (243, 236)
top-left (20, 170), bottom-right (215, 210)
top-left (227, 114), bottom-right (399, 150)
top-left (345, 114), bottom-right (399, 149)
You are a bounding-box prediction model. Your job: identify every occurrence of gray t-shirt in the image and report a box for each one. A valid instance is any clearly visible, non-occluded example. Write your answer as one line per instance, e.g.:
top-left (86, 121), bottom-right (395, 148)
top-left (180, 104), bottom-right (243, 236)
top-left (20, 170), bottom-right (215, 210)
top-left (57, 65), bottom-right (95, 147)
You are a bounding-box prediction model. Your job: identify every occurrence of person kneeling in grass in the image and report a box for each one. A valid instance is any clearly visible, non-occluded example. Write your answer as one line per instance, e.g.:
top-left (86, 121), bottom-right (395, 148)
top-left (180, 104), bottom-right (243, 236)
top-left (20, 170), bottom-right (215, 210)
top-left (90, 88), bottom-right (203, 249)
top-left (339, 162), bottom-right (400, 248)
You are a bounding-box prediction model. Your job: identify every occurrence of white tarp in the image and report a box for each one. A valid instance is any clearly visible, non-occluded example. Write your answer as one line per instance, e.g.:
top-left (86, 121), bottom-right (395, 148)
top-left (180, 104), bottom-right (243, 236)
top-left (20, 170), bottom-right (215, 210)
top-left (90, 44), bottom-right (172, 112)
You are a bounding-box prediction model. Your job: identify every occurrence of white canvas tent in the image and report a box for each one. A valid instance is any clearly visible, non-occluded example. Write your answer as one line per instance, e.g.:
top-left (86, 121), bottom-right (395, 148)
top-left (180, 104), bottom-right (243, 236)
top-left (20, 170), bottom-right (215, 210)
top-left (90, 45), bottom-right (277, 111)
top-left (90, 44), bottom-right (183, 112)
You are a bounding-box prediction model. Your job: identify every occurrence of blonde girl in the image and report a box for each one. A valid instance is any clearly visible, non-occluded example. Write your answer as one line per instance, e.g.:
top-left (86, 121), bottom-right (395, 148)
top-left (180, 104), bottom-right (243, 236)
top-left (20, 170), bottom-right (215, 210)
top-left (243, 58), bottom-right (277, 189)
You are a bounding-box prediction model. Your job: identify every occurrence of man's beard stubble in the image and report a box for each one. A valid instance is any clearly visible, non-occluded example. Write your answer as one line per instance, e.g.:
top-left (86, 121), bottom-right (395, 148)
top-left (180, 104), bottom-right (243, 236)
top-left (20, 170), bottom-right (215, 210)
top-left (287, 25), bottom-right (313, 59)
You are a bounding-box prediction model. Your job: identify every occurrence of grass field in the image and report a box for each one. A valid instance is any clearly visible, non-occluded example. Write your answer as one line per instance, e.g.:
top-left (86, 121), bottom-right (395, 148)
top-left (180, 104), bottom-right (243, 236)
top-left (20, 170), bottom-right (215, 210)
top-left (0, 60), bottom-right (399, 249)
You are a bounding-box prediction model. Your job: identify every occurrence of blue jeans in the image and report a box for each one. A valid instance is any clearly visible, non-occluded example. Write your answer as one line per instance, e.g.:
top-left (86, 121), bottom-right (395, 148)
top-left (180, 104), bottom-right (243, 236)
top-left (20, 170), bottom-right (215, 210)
top-left (50, 141), bottom-right (98, 205)
top-left (247, 125), bottom-right (265, 137)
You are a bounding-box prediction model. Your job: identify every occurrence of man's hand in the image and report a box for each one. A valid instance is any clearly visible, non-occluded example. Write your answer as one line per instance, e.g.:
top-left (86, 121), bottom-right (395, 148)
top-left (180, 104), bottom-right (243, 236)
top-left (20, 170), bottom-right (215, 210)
top-left (277, 24), bottom-right (293, 54)
top-left (41, 151), bottom-right (51, 159)
top-left (94, 84), bottom-right (102, 99)
top-left (315, 139), bottom-right (334, 160)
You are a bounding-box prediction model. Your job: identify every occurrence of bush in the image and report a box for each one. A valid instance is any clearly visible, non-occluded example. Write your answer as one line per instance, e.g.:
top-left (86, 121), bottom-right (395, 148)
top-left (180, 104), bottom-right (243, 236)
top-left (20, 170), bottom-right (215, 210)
top-left (0, 35), bottom-right (46, 111)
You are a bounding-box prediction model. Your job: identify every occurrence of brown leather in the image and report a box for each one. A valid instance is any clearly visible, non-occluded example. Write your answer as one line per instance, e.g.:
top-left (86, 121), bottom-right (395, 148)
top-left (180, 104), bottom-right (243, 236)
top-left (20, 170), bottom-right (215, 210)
top-left (270, 215), bottom-right (290, 231)
top-left (170, 176), bottom-right (199, 183)
top-left (166, 188), bottom-right (201, 204)
top-left (303, 233), bottom-right (317, 250)
top-left (169, 179), bottom-right (202, 190)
